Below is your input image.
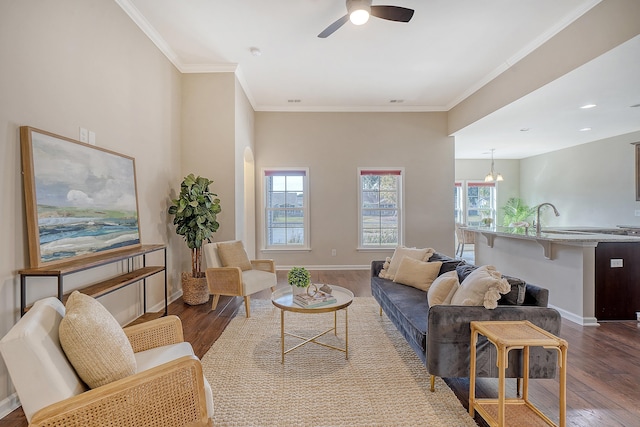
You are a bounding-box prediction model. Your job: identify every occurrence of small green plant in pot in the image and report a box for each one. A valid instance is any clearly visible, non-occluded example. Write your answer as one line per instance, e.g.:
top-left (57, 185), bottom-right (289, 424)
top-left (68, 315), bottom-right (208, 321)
top-left (501, 197), bottom-right (535, 232)
top-left (168, 174), bottom-right (221, 304)
top-left (288, 267), bottom-right (310, 295)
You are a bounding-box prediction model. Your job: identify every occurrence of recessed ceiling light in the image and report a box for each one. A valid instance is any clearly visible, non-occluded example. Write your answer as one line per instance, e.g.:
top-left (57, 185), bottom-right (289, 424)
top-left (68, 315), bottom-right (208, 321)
top-left (249, 47), bottom-right (262, 57)
top-left (580, 104), bottom-right (597, 109)
top-left (579, 127), bottom-right (592, 132)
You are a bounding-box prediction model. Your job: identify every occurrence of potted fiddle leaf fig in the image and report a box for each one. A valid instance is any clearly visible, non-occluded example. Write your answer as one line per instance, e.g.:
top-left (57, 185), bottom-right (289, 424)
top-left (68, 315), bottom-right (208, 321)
top-left (168, 174), bottom-right (221, 304)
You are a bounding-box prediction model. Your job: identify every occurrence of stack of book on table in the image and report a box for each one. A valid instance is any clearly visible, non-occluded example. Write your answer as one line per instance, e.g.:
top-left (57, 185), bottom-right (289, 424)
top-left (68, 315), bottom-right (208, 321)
top-left (294, 291), bottom-right (337, 308)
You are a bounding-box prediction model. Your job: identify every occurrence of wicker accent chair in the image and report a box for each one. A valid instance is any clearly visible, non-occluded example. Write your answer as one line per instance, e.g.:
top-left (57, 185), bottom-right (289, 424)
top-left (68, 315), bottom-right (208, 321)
top-left (204, 241), bottom-right (277, 318)
top-left (0, 297), bottom-right (213, 427)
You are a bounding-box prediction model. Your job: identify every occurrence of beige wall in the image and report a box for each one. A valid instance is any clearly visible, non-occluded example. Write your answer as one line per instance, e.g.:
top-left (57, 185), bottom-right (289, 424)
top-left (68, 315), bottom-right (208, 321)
top-left (255, 112), bottom-right (455, 266)
top-left (180, 73), bottom-right (255, 261)
top-left (520, 130), bottom-right (640, 227)
top-left (0, 0), bottom-right (183, 414)
top-left (181, 73), bottom-right (237, 249)
top-left (235, 78), bottom-right (257, 258)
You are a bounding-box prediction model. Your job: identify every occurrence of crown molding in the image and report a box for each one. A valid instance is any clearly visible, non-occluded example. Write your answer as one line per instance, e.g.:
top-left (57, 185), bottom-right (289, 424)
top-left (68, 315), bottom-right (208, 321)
top-left (255, 105), bottom-right (447, 113)
top-left (179, 63), bottom-right (239, 73)
top-left (115, 0), bottom-right (185, 72)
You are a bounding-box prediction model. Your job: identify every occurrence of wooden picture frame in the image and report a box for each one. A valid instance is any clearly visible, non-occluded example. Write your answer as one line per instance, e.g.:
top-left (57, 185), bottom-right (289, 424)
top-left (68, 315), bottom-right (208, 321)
top-left (20, 126), bottom-right (141, 268)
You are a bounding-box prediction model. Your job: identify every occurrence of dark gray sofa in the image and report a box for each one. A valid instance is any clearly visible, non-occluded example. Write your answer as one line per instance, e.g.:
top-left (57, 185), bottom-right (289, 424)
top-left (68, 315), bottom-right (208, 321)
top-left (370, 253), bottom-right (562, 390)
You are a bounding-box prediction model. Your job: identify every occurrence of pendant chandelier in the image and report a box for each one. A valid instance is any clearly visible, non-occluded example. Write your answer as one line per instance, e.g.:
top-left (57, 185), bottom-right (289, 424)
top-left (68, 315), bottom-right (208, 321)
top-left (484, 149), bottom-right (504, 182)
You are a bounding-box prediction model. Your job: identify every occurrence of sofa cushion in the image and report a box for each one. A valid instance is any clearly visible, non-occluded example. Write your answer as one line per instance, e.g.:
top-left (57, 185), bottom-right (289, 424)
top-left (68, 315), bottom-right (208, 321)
top-left (393, 258), bottom-right (442, 291)
top-left (438, 259), bottom-right (466, 275)
top-left (455, 263), bottom-right (478, 283)
top-left (427, 271), bottom-right (460, 307)
top-left (59, 291), bottom-right (136, 389)
top-left (450, 265), bottom-right (510, 309)
top-left (217, 240), bottom-right (252, 271)
top-left (241, 269), bottom-right (278, 294)
top-left (427, 252), bottom-right (456, 263)
top-left (499, 275), bottom-right (527, 306)
top-left (379, 246), bottom-right (434, 280)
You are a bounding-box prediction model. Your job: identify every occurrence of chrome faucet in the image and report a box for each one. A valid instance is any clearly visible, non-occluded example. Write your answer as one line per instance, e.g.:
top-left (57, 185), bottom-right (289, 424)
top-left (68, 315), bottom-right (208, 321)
top-left (536, 203), bottom-right (560, 235)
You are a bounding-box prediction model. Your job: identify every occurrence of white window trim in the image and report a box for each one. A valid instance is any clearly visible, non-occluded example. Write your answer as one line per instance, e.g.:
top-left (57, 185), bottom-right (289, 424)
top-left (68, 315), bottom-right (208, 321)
top-left (357, 167), bottom-right (404, 250)
top-left (456, 180), bottom-right (497, 226)
top-left (261, 167), bottom-right (310, 250)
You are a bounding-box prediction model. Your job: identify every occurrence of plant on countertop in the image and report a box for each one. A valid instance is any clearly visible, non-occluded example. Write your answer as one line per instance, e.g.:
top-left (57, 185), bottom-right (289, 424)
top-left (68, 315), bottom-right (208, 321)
top-left (168, 174), bottom-right (221, 278)
top-left (501, 197), bottom-right (536, 227)
top-left (288, 266), bottom-right (311, 288)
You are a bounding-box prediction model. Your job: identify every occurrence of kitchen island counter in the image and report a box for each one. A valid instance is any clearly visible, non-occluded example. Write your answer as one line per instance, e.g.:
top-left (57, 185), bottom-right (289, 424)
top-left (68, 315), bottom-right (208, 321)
top-left (466, 226), bottom-right (640, 325)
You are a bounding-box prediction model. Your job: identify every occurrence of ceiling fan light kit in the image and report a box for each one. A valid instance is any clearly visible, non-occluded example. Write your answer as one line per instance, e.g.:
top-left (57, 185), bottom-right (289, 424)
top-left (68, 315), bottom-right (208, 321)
top-left (347, 0), bottom-right (371, 25)
top-left (318, 0), bottom-right (414, 38)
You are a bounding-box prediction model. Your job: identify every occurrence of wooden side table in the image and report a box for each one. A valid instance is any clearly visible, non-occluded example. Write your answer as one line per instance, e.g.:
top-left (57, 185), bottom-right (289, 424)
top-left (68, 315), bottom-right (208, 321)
top-left (469, 320), bottom-right (568, 427)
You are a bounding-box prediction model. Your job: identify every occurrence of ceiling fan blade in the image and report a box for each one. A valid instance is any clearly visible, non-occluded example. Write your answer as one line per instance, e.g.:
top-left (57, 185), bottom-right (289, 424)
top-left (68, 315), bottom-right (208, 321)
top-left (318, 14), bottom-right (350, 38)
top-left (370, 5), bottom-right (414, 22)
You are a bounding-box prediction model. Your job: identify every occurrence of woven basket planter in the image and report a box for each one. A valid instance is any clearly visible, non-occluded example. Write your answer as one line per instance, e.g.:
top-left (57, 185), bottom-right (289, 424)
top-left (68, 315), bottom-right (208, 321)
top-left (181, 272), bottom-right (209, 305)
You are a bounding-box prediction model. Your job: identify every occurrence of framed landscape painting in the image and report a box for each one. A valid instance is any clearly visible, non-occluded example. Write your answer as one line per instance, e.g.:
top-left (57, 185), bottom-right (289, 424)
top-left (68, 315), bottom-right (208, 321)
top-left (20, 126), bottom-right (141, 268)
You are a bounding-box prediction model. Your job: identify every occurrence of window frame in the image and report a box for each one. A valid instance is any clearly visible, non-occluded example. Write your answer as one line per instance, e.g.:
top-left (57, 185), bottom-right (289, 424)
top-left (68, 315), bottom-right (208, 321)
top-left (262, 167), bottom-right (310, 251)
top-left (455, 180), bottom-right (497, 226)
top-left (357, 167), bottom-right (404, 250)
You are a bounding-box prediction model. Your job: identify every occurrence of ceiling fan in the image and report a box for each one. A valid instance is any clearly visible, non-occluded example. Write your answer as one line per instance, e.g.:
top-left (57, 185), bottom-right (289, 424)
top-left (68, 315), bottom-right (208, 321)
top-left (318, 0), bottom-right (415, 38)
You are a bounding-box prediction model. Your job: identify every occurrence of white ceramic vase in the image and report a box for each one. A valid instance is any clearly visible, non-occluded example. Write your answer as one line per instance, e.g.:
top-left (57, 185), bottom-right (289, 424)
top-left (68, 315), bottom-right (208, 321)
top-left (291, 285), bottom-right (308, 296)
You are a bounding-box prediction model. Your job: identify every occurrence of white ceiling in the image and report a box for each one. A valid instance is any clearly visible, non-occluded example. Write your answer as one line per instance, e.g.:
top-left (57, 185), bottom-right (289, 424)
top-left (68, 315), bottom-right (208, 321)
top-left (118, 0), bottom-right (640, 159)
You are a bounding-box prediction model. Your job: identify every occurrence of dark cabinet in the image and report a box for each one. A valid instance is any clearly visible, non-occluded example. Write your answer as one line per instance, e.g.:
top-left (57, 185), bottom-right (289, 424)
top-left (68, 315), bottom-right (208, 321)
top-left (595, 242), bottom-right (640, 320)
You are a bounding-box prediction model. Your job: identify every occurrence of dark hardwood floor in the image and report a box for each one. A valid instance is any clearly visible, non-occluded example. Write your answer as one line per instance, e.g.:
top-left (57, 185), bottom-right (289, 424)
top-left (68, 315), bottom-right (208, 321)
top-left (2, 269), bottom-right (640, 426)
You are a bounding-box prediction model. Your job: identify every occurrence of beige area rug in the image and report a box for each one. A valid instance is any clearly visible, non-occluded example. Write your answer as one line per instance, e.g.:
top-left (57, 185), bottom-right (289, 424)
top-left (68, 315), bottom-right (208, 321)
top-left (201, 297), bottom-right (477, 427)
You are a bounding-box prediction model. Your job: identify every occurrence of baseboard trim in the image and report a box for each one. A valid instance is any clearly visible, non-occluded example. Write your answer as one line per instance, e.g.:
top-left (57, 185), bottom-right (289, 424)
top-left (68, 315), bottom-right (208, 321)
top-left (147, 289), bottom-right (183, 313)
top-left (277, 265), bottom-right (369, 271)
top-left (550, 304), bottom-right (599, 326)
top-left (0, 392), bottom-right (21, 419)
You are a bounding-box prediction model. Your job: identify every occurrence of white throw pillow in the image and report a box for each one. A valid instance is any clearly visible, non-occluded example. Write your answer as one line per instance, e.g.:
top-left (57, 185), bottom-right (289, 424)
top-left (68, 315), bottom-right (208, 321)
top-left (449, 265), bottom-right (511, 309)
top-left (378, 257), bottom-right (392, 278)
top-left (427, 271), bottom-right (460, 307)
top-left (379, 246), bottom-right (435, 280)
top-left (59, 291), bottom-right (136, 389)
top-left (393, 258), bottom-right (442, 291)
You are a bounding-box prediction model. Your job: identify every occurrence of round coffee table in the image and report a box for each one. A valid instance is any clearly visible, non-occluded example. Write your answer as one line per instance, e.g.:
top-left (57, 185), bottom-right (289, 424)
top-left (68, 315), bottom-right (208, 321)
top-left (271, 285), bottom-right (354, 363)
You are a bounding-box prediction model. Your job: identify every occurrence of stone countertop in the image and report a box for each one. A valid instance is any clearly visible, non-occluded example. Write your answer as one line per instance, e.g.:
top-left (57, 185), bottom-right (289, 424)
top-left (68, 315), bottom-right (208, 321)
top-left (464, 226), bottom-right (640, 243)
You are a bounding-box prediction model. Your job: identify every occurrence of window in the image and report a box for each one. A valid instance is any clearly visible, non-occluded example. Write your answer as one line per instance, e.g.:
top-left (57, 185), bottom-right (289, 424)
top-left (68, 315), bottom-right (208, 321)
top-left (454, 182), bottom-right (463, 224)
top-left (454, 181), bottom-right (496, 226)
top-left (263, 169), bottom-right (309, 249)
top-left (358, 168), bottom-right (403, 248)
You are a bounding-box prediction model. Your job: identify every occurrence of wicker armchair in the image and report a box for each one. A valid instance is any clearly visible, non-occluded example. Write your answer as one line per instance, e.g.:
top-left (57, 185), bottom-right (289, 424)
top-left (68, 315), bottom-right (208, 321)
top-left (203, 241), bottom-right (277, 318)
top-left (0, 297), bottom-right (213, 427)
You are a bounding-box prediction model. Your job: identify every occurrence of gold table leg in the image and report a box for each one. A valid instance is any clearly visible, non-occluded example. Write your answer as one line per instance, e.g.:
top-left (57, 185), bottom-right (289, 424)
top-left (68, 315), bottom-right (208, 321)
top-left (345, 307), bottom-right (349, 359)
top-left (280, 309), bottom-right (285, 364)
top-left (280, 308), bottom-right (349, 362)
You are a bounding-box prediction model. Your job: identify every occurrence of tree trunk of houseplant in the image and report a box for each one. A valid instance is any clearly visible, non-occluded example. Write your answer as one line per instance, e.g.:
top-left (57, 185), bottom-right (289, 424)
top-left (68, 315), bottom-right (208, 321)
top-left (181, 247), bottom-right (209, 305)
